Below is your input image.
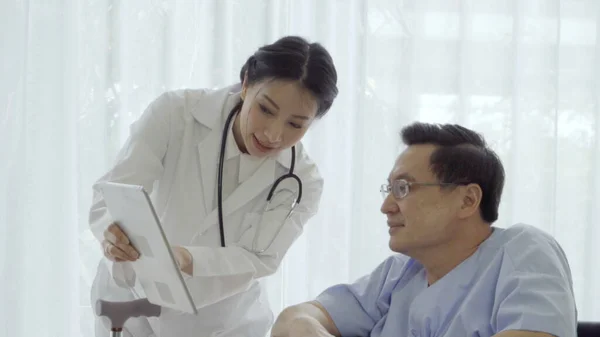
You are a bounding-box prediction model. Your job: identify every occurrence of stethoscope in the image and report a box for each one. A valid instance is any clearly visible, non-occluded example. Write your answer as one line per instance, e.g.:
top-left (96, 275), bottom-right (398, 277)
top-left (216, 101), bottom-right (303, 253)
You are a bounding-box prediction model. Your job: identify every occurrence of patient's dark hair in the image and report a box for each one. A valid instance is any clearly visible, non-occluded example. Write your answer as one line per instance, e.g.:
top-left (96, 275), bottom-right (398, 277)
top-left (401, 122), bottom-right (505, 223)
top-left (239, 35), bottom-right (338, 117)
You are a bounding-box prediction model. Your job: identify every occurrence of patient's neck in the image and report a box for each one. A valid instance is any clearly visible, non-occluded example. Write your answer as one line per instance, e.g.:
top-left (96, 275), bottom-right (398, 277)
top-left (417, 223), bottom-right (492, 286)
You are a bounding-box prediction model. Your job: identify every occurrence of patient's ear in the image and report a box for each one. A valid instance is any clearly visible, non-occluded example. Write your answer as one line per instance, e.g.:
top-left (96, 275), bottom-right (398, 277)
top-left (457, 183), bottom-right (482, 219)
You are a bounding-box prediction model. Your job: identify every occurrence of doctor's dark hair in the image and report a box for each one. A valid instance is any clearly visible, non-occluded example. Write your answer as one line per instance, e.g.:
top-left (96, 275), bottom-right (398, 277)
top-left (400, 122), bottom-right (505, 224)
top-left (239, 36), bottom-right (338, 117)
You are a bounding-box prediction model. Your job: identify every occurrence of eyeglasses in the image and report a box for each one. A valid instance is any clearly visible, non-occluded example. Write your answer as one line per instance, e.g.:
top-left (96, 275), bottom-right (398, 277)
top-left (380, 179), bottom-right (466, 200)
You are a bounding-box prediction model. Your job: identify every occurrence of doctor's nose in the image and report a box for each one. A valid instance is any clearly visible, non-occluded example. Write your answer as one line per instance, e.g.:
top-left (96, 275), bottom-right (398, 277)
top-left (264, 125), bottom-right (282, 143)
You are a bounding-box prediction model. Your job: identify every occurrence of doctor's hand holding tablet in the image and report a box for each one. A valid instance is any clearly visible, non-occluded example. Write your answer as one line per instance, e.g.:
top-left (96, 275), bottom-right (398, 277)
top-left (88, 35), bottom-right (339, 337)
top-left (102, 222), bottom-right (194, 276)
top-left (102, 222), bottom-right (139, 262)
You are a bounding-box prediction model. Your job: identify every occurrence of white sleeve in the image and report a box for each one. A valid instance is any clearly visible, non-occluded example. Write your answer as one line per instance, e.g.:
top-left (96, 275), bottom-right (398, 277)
top-left (88, 92), bottom-right (175, 285)
top-left (181, 161), bottom-right (324, 309)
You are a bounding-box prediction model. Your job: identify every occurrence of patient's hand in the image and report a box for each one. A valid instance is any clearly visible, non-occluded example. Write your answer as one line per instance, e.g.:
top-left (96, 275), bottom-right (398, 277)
top-left (274, 316), bottom-right (335, 337)
top-left (272, 302), bottom-right (339, 337)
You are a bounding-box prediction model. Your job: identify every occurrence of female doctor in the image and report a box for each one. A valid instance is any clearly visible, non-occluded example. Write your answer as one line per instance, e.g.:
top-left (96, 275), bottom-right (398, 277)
top-left (88, 35), bottom-right (338, 337)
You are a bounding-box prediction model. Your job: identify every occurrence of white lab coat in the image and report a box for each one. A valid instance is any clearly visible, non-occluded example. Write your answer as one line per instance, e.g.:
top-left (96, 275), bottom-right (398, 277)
top-left (88, 84), bottom-right (324, 337)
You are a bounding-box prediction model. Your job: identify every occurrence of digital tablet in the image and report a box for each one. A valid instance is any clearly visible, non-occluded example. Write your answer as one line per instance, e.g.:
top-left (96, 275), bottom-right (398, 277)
top-left (97, 181), bottom-right (197, 314)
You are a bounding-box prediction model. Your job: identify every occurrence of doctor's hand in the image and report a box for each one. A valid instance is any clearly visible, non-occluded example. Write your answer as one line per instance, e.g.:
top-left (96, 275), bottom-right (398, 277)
top-left (172, 246), bottom-right (193, 276)
top-left (102, 222), bottom-right (139, 262)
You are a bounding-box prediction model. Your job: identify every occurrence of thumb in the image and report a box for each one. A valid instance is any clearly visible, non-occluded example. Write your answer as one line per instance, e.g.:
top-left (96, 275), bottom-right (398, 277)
top-left (172, 247), bottom-right (181, 267)
top-left (172, 246), bottom-right (187, 267)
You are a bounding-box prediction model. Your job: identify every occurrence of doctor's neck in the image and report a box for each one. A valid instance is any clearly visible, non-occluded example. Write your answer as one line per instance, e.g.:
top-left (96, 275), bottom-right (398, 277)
top-left (418, 222), bottom-right (492, 286)
top-left (232, 110), bottom-right (249, 154)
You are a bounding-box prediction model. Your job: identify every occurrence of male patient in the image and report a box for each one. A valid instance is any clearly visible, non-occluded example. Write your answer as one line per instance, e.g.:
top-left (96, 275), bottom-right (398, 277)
top-left (271, 122), bottom-right (577, 337)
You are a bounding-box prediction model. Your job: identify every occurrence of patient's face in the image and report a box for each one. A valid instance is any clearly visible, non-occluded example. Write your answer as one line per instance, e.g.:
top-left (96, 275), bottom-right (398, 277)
top-left (380, 144), bottom-right (464, 255)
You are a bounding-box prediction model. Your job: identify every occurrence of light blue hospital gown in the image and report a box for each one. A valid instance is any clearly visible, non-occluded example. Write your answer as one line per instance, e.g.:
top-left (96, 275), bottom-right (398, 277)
top-left (316, 224), bottom-right (577, 337)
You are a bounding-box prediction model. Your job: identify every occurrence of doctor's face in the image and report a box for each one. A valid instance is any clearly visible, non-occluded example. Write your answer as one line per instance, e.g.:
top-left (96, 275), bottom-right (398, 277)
top-left (380, 144), bottom-right (465, 256)
top-left (234, 79), bottom-right (318, 157)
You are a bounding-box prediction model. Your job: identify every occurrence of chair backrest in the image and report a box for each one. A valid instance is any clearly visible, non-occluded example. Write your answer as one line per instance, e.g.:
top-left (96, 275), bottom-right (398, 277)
top-left (577, 321), bottom-right (600, 337)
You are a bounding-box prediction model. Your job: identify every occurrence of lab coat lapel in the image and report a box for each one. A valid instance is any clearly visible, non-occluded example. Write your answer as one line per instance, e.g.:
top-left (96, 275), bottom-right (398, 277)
top-left (197, 128), bottom-right (221, 213)
top-left (191, 85), bottom-right (242, 215)
top-left (201, 159), bottom-right (276, 230)
top-left (223, 158), bottom-right (276, 215)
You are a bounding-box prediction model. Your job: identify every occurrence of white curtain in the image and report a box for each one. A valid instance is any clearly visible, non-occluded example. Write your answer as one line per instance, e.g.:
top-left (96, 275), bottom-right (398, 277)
top-left (1, 0), bottom-right (599, 336)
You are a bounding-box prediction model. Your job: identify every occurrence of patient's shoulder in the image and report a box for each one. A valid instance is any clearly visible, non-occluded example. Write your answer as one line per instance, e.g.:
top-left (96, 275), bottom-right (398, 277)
top-left (497, 223), bottom-right (571, 274)
top-left (499, 223), bottom-right (562, 250)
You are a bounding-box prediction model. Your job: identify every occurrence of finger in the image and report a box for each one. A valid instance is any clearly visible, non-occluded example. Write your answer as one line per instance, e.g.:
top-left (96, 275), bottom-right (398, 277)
top-left (102, 241), bottom-right (124, 261)
top-left (105, 223), bottom-right (130, 245)
top-left (111, 240), bottom-right (140, 260)
top-left (103, 240), bottom-right (126, 261)
top-left (103, 224), bottom-right (118, 244)
top-left (103, 224), bottom-right (139, 259)
top-left (108, 242), bottom-right (135, 261)
top-left (115, 242), bottom-right (140, 260)
top-left (103, 241), bottom-right (137, 261)
top-left (109, 222), bottom-right (130, 244)
top-left (110, 223), bottom-right (140, 258)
